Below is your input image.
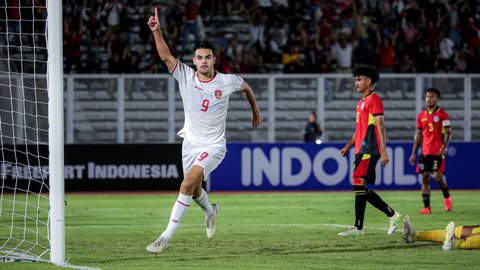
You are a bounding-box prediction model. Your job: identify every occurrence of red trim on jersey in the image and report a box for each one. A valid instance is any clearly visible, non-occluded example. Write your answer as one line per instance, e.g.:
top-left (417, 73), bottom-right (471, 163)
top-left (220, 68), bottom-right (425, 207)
top-left (197, 71), bottom-right (217, 83)
top-left (169, 59), bottom-right (179, 73)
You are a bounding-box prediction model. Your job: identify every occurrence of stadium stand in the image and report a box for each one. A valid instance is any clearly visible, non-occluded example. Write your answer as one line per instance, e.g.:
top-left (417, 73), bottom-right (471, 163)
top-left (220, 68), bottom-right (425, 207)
top-left (59, 0), bottom-right (480, 74)
top-left (2, 1), bottom-right (480, 143)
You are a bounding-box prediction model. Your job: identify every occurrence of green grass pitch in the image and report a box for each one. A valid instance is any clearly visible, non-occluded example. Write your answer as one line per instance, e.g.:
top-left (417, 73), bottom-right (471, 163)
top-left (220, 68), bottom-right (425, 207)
top-left (2, 190), bottom-right (479, 270)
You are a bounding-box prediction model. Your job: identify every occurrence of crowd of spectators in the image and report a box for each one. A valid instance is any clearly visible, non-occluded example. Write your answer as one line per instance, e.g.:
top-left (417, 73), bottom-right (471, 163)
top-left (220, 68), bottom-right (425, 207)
top-left (61, 0), bottom-right (480, 74)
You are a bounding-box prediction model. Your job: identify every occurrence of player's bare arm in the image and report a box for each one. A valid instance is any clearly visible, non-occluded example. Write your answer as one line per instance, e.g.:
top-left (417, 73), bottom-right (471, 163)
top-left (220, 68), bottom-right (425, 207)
top-left (147, 7), bottom-right (176, 72)
top-left (241, 81), bottom-right (263, 128)
top-left (340, 133), bottom-right (355, 156)
top-left (409, 128), bottom-right (423, 165)
top-left (375, 114), bottom-right (389, 166)
top-left (440, 126), bottom-right (452, 156)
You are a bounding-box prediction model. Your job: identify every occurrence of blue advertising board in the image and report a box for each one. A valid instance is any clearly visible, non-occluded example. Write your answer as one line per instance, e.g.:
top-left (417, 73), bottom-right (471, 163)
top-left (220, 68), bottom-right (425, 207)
top-left (210, 142), bottom-right (480, 191)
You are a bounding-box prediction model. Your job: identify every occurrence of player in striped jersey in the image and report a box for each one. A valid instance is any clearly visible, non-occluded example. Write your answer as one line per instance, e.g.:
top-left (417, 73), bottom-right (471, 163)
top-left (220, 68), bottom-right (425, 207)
top-left (146, 7), bottom-right (263, 253)
top-left (409, 88), bottom-right (452, 214)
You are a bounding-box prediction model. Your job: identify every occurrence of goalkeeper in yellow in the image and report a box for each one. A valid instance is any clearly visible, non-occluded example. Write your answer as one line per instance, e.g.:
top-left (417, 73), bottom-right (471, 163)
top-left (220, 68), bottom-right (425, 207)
top-left (402, 215), bottom-right (480, 250)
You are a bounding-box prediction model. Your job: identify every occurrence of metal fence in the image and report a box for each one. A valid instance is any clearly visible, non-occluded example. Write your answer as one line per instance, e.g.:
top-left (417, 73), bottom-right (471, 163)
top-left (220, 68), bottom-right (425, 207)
top-left (62, 73), bottom-right (480, 144)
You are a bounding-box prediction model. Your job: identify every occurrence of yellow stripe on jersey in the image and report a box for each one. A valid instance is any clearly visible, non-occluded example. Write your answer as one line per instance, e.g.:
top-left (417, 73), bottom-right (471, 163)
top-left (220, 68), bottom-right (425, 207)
top-left (362, 154), bottom-right (371, 160)
top-left (368, 113), bottom-right (376, 125)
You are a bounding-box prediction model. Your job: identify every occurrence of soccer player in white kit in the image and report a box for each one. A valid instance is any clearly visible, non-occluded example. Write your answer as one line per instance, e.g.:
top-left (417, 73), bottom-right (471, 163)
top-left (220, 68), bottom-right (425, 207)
top-left (146, 7), bottom-right (263, 253)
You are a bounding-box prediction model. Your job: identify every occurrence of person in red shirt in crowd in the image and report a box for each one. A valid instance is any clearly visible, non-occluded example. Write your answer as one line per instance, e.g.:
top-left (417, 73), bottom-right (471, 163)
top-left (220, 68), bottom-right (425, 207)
top-left (409, 88), bottom-right (452, 214)
top-left (63, 23), bottom-right (82, 73)
top-left (181, 0), bottom-right (202, 56)
top-left (377, 37), bottom-right (394, 73)
top-left (6, 0), bottom-right (20, 44)
top-left (338, 0), bottom-right (353, 28)
top-left (465, 18), bottom-right (480, 47)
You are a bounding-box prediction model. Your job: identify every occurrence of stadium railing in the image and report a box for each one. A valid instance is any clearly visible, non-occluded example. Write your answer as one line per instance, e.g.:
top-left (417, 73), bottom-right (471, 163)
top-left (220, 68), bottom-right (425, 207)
top-left (61, 73), bottom-right (480, 144)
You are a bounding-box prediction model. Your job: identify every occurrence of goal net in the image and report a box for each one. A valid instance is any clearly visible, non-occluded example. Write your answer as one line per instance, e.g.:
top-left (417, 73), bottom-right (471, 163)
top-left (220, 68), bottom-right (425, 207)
top-left (0, 0), bottom-right (64, 264)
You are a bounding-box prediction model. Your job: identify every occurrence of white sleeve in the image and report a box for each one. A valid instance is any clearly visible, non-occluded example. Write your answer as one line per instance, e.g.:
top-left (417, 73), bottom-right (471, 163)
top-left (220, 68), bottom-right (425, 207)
top-left (171, 60), bottom-right (194, 85)
top-left (232, 74), bottom-right (244, 92)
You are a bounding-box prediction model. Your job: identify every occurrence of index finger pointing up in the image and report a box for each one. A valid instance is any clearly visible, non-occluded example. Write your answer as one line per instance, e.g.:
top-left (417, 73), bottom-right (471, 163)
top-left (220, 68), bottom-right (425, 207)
top-left (154, 6), bottom-right (158, 19)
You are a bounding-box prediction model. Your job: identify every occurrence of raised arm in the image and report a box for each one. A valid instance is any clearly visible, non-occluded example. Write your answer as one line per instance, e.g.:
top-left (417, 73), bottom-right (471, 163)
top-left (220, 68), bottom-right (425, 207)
top-left (241, 81), bottom-right (263, 128)
top-left (147, 7), bottom-right (177, 72)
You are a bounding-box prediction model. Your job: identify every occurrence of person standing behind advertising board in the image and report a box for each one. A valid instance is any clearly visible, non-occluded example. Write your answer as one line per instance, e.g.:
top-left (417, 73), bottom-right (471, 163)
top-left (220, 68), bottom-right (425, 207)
top-left (303, 111), bottom-right (322, 143)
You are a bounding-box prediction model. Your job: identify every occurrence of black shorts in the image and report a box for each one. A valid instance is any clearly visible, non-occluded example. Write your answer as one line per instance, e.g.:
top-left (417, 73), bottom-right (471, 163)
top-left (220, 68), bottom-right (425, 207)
top-left (353, 153), bottom-right (380, 185)
top-left (416, 155), bottom-right (444, 174)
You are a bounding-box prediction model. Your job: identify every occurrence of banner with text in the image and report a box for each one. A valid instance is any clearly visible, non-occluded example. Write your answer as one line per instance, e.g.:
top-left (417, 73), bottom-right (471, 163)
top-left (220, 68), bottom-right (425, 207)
top-left (210, 142), bottom-right (480, 191)
top-left (1, 144), bottom-right (183, 191)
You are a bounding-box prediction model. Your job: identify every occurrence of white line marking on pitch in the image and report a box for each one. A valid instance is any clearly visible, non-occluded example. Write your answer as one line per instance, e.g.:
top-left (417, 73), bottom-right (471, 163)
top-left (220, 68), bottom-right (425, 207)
top-left (66, 222), bottom-right (391, 232)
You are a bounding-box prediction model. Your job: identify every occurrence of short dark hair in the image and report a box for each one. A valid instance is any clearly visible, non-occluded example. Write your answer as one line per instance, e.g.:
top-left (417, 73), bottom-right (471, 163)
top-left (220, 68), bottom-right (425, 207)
top-left (192, 40), bottom-right (216, 55)
top-left (352, 65), bottom-right (380, 84)
top-left (425, 87), bottom-right (441, 98)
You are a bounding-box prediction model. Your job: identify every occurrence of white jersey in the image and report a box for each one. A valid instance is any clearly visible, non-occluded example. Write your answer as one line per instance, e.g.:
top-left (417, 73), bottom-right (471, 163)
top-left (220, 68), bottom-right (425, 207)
top-left (171, 60), bottom-right (244, 146)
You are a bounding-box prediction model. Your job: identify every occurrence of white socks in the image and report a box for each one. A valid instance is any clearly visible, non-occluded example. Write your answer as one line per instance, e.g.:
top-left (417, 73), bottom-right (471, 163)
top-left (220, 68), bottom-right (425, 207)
top-left (193, 188), bottom-right (213, 217)
top-left (160, 189), bottom-right (213, 240)
top-left (161, 192), bottom-right (192, 240)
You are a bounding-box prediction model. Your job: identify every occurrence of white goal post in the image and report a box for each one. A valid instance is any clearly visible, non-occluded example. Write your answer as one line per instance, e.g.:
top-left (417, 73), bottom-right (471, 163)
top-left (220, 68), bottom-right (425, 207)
top-left (0, 0), bottom-right (65, 265)
top-left (47, 1), bottom-right (65, 265)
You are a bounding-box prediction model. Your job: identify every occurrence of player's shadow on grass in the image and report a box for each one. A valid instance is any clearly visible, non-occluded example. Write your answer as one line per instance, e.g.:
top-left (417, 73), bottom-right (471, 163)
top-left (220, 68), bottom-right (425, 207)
top-left (251, 241), bottom-right (439, 255)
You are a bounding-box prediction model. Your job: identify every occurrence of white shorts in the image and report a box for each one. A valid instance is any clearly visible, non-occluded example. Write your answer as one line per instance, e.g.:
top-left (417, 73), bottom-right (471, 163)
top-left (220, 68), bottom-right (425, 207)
top-left (182, 139), bottom-right (227, 181)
